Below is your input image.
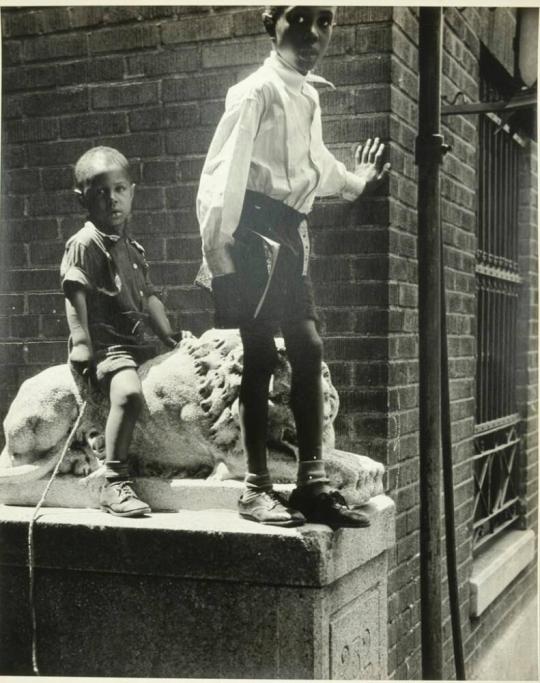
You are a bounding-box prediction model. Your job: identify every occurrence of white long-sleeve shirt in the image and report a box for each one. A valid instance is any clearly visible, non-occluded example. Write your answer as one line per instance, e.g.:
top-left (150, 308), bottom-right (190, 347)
top-left (196, 51), bottom-right (366, 276)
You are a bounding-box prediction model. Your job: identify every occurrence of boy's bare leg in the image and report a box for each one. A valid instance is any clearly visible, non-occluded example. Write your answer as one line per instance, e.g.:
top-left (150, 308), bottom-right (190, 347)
top-left (237, 321), bottom-right (304, 526)
top-left (239, 322), bottom-right (277, 477)
top-left (283, 319), bottom-right (370, 528)
top-left (105, 368), bottom-right (143, 471)
top-left (100, 367), bottom-right (150, 517)
top-left (281, 319), bottom-right (329, 491)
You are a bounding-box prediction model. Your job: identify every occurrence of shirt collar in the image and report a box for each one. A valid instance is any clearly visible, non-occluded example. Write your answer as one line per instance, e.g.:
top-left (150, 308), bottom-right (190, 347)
top-left (86, 220), bottom-right (122, 243)
top-left (265, 50), bottom-right (335, 94)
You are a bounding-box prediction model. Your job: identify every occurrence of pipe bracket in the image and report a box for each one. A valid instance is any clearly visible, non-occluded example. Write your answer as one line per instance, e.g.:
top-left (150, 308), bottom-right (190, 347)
top-left (415, 134), bottom-right (451, 165)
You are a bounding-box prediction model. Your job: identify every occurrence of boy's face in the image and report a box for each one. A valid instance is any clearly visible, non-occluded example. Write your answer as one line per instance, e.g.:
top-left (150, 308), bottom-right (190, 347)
top-left (80, 168), bottom-right (134, 233)
top-left (273, 6), bottom-right (335, 74)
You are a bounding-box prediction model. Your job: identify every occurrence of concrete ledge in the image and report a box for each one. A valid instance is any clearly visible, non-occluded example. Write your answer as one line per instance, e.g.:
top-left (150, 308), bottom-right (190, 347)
top-left (469, 529), bottom-right (536, 617)
top-left (0, 494), bottom-right (395, 588)
top-left (0, 495), bottom-right (395, 677)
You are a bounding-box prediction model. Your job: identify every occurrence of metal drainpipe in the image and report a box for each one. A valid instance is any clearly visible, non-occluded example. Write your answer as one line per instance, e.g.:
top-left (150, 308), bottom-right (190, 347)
top-left (415, 7), bottom-right (447, 679)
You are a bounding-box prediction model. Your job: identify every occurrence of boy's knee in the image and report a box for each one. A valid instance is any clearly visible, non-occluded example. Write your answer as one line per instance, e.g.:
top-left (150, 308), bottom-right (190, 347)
top-left (111, 384), bottom-right (144, 414)
top-left (245, 343), bottom-right (278, 377)
top-left (290, 331), bottom-right (323, 370)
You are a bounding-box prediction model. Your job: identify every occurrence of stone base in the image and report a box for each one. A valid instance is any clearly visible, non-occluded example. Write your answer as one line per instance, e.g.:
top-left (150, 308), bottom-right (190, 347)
top-left (0, 495), bottom-right (395, 678)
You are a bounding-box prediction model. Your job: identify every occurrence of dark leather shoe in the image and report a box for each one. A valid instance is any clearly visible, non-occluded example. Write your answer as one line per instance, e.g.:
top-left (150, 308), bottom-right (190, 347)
top-left (288, 487), bottom-right (371, 530)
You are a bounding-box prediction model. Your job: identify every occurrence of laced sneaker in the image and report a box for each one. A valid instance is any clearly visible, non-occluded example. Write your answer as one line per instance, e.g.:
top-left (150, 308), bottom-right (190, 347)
top-left (289, 487), bottom-right (371, 530)
top-left (100, 480), bottom-right (151, 518)
top-left (238, 489), bottom-right (305, 527)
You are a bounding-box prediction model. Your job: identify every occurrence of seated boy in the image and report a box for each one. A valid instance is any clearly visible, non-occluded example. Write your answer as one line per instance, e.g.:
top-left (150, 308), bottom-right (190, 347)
top-left (61, 146), bottom-right (180, 517)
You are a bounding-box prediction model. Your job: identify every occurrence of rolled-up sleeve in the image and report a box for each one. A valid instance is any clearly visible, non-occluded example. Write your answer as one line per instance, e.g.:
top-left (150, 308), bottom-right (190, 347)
top-left (197, 91), bottom-right (264, 276)
top-left (60, 240), bottom-right (94, 293)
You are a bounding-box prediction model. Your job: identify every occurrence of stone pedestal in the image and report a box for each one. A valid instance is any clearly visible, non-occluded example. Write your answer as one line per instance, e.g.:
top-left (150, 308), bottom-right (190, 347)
top-left (0, 493), bottom-right (395, 678)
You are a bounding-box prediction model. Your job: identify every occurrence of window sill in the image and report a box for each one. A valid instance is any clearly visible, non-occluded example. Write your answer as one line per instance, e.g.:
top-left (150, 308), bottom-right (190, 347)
top-left (469, 529), bottom-right (536, 617)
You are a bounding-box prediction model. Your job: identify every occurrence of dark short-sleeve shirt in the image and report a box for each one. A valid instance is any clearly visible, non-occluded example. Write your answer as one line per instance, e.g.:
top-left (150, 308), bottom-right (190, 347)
top-left (60, 221), bottom-right (159, 352)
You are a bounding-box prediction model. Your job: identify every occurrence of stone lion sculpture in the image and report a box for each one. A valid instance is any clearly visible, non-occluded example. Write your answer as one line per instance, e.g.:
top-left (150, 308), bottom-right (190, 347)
top-left (0, 329), bottom-right (383, 505)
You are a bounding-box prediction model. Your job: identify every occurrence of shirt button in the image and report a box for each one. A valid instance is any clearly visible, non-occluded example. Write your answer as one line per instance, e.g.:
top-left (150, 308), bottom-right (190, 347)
top-left (139, 290), bottom-right (144, 297)
top-left (133, 263), bottom-right (138, 270)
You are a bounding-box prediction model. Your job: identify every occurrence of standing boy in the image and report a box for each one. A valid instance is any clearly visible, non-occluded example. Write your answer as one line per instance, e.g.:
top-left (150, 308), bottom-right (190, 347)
top-left (197, 7), bottom-right (390, 528)
top-left (61, 146), bottom-right (180, 517)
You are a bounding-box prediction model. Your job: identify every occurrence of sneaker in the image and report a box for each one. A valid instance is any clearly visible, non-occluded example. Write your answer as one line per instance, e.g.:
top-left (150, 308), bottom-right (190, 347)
top-left (100, 480), bottom-right (151, 518)
top-left (289, 487), bottom-right (370, 530)
top-left (238, 489), bottom-right (305, 527)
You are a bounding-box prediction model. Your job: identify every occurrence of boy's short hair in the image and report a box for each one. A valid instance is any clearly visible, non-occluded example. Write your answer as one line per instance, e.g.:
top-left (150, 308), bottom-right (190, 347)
top-left (74, 146), bottom-right (131, 193)
top-left (262, 5), bottom-right (285, 35)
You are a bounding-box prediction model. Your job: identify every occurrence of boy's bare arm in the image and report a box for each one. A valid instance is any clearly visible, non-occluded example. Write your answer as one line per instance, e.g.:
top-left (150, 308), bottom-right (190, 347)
top-left (146, 294), bottom-right (178, 348)
top-left (64, 283), bottom-right (93, 370)
top-left (353, 137), bottom-right (391, 192)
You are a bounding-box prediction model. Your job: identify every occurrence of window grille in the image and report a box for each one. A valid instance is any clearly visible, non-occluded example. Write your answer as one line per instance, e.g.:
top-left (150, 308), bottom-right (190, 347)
top-left (473, 72), bottom-right (523, 551)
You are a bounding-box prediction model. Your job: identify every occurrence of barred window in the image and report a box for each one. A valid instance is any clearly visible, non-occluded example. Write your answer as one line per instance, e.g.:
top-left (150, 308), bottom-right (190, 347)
top-left (473, 58), bottom-right (524, 551)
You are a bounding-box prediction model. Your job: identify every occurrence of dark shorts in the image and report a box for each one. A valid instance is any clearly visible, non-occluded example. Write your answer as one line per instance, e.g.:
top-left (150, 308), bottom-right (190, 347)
top-left (212, 191), bottom-right (319, 329)
top-left (95, 343), bottom-right (155, 384)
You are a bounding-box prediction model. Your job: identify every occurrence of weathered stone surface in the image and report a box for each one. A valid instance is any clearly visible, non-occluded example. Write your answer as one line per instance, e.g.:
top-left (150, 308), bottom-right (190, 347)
top-left (0, 495), bottom-right (395, 677)
top-left (0, 329), bottom-right (384, 505)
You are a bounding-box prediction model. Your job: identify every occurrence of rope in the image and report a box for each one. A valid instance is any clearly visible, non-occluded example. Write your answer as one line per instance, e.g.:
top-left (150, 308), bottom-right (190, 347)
top-left (27, 400), bottom-right (88, 676)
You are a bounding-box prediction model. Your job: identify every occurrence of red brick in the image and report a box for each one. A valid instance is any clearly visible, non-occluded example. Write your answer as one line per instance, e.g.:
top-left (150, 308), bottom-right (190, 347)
top-left (92, 82), bottom-right (159, 110)
top-left (41, 167), bottom-right (77, 192)
top-left (336, 6), bottom-right (393, 24)
top-left (162, 71), bottom-right (237, 102)
top-left (2, 145), bottom-right (27, 169)
top-left (165, 237), bottom-right (202, 261)
top-left (60, 112), bottom-right (127, 139)
top-left (0, 294), bottom-right (25, 315)
top-left (320, 55), bottom-right (391, 86)
top-left (89, 25), bottom-right (159, 54)
top-left (3, 9), bottom-right (44, 38)
top-left (28, 191), bottom-right (78, 217)
top-left (5, 168), bottom-right (40, 194)
top-left (23, 33), bottom-right (88, 63)
top-left (98, 133), bottom-right (164, 159)
top-left (7, 268), bottom-right (59, 291)
top-left (164, 184), bottom-right (198, 210)
top-left (29, 241), bottom-right (65, 266)
top-left (165, 287), bottom-right (211, 310)
top-left (142, 161), bottom-right (178, 184)
top-left (4, 118), bottom-right (59, 144)
top-left (2, 40), bottom-right (22, 66)
top-left (133, 187), bottom-right (165, 211)
top-left (6, 218), bottom-right (59, 243)
top-left (23, 340), bottom-right (67, 364)
top-left (40, 315), bottom-right (68, 339)
top-left (21, 88), bottom-right (88, 116)
top-left (10, 315), bottom-right (39, 339)
top-left (202, 36), bottom-right (268, 68)
top-left (164, 104), bottom-right (200, 129)
top-left (161, 14), bottom-right (233, 44)
top-left (2, 63), bottom-right (56, 91)
top-left (68, 6), bottom-right (105, 29)
top-left (165, 127), bottom-right (215, 155)
top-left (56, 56), bottom-right (125, 86)
top-left (28, 293), bottom-right (65, 315)
top-left (127, 47), bottom-right (200, 77)
top-left (1, 196), bottom-right (25, 219)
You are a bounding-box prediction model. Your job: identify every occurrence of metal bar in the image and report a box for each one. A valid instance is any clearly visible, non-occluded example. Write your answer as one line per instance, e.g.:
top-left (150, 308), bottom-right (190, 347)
top-left (474, 513), bottom-right (520, 550)
top-left (440, 234), bottom-right (466, 680)
top-left (416, 8), bottom-right (444, 679)
top-left (441, 91), bottom-right (537, 115)
top-left (475, 262), bottom-right (522, 283)
top-left (475, 411), bottom-right (520, 433)
top-left (471, 436), bottom-right (521, 460)
top-left (472, 496), bottom-right (521, 527)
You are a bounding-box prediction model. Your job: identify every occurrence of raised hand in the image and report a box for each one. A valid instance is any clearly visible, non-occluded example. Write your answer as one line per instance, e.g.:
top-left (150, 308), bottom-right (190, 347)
top-left (354, 137), bottom-right (391, 191)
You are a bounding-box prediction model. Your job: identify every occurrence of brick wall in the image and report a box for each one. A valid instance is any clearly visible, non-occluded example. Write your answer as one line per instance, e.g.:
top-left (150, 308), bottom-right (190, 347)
top-left (0, 5), bottom-right (394, 450)
top-left (0, 6), bottom-right (537, 681)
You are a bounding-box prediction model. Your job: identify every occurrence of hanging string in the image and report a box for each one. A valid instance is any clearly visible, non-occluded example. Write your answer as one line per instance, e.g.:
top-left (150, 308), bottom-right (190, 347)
top-left (27, 400), bottom-right (88, 676)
